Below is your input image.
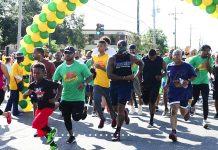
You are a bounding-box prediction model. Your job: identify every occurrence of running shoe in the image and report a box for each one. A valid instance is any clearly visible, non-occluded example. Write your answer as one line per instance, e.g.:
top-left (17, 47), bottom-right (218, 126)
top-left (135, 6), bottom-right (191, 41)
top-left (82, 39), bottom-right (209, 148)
top-left (203, 119), bottom-right (209, 129)
top-left (169, 132), bottom-right (177, 142)
top-left (92, 111), bottom-right (98, 117)
top-left (112, 131), bottom-right (120, 142)
top-left (50, 143), bottom-right (58, 150)
top-left (147, 123), bottom-right (155, 128)
top-left (162, 108), bottom-right (169, 116)
top-left (155, 106), bottom-right (159, 112)
top-left (66, 136), bottom-right (76, 144)
top-left (46, 128), bottom-right (57, 145)
top-left (98, 119), bottom-right (105, 129)
top-left (6, 112), bottom-right (12, 124)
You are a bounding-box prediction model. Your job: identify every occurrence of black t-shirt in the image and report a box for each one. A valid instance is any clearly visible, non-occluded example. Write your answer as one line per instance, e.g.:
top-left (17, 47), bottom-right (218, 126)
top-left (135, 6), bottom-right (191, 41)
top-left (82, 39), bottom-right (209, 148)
top-left (54, 61), bottom-right (63, 68)
top-left (29, 79), bottom-right (59, 110)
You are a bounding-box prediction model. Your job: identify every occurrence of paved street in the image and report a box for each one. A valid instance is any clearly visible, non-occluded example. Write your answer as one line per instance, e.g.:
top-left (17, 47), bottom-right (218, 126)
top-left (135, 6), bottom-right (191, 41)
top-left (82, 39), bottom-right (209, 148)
top-left (0, 95), bottom-right (218, 150)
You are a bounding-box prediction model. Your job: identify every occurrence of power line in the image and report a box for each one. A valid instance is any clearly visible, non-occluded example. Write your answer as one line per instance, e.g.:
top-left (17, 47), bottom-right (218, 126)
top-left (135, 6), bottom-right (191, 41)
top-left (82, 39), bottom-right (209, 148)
top-left (93, 0), bottom-right (149, 27)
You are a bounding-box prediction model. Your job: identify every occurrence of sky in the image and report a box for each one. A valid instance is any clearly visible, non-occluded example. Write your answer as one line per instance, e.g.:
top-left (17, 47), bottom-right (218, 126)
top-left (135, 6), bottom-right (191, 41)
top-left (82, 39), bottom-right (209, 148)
top-left (75, 0), bottom-right (218, 52)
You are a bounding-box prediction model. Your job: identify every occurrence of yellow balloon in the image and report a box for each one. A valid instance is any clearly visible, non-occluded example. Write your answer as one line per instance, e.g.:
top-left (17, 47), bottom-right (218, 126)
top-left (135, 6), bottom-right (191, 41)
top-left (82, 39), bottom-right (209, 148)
top-left (57, 1), bottom-right (67, 12)
top-left (31, 32), bottom-right (40, 42)
top-left (53, 0), bottom-right (62, 3)
top-left (47, 28), bottom-right (55, 33)
top-left (23, 69), bottom-right (31, 76)
top-left (185, 0), bottom-right (192, 3)
top-left (24, 82), bottom-right (29, 87)
top-left (42, 4), bottom-right (50, 13)
top-left (55, 17), bottom-right (64, 24)
top-left (216, 6), bottom-right (218, 14)
top-left (24, 44), bottom-right (35, 54)
top-left (38, 22), bottom-right (48, 32)
top-left (65, 9), bottom-right (74, 16)
top-left (199, 3), bottom-right (206, 10)
top-left (23, 101), bottom-right (33, 112)
top-left (46, 12), bottom-right (56, 22)
top-left (202, 0), bottom-right (213, 6)
top-left (40, 38), bottom-right (49, 43)
top-left (20, 39), bottom-right (26, 47)
top-left (33, 15), bottom-right (40, 24)
top-left (69, 0), bottom-right (83, 6)
top-left (19, 93), bottom-right (23, 101)
top-left (26, 26), bottom-right (33, 36)
top-left (75, 0), bottom-right (83, 6)
top-left (22, 56), bottom-right (31, 66)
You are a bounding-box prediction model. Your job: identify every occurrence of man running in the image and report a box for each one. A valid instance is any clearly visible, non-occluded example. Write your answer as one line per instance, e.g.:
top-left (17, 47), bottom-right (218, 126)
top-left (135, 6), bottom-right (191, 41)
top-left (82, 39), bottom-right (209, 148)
top-left (107, 40), bottom-right (143, 141)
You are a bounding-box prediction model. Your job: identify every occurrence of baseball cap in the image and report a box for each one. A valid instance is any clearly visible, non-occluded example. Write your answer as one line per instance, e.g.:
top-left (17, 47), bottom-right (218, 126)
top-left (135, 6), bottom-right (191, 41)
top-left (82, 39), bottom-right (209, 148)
top-left (15, 52), bottom-right (24, 58)
top-left (64, 46), bottom-right (75, 53)
top-left (129, 44), bottom-right (136, 50)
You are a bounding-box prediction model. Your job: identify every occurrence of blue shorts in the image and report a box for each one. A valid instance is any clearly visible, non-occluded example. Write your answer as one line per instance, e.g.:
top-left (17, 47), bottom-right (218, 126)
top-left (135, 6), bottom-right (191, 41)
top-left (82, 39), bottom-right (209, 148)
top-left (168, 98), bottom-right (188, 108)
top-left (110, 83), bottom-right (133, 105)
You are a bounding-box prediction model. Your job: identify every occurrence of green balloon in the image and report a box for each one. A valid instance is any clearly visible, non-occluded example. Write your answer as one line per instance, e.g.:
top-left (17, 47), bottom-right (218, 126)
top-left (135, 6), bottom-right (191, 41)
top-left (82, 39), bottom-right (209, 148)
top-left (63, 0), bottom-right (69, 2)
top-left (48, 2), bottom-right (57, 12)
top-left (56, 11), bottom-right (65, 19)
top-left (25, 64), bottom-right (31, 72)
top-left (23, 77), bottom-right (29, 83)
top-left (214, 0), bottom-right (218, 4)
top-left (192, 0), bottom-right (202, 6)
top-left (20, 47), bottom-right (27, 55)
top-left (206, 3), bottom-right (216, 14)
top-left (39, 13), bottom-right (47, 22)
top-left (40, 31), bottom-right (49, 39)
top-left (47, 21), bottom-right (57, 29)
top-left (28, 53), bottom-right (34, 61)
top-left (34, 41), bottom-right (43, 47)
top-left (19, 100), bottom-right (28, 109)
top-left (80, 0), bottom-right (88, 4)
top-left (67, 2), bottom-right (76, 11)
top-left (24, 35), bottom-right (32, 44)
top-left (31, 23), bottom-right (39, 33)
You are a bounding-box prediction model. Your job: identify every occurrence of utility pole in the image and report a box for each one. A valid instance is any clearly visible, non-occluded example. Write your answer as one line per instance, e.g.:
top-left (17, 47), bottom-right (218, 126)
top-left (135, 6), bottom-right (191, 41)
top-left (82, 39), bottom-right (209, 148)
top-left (152, 0), bottom-right (156, 48)
top-left (137, 0), bottom-right (140, 35)
top-left (17, 0), bottom-right (23, 51)
top-left (169, 8), bottom-right (182, 50)
top-left (189, 24), bottom-right (192, 48)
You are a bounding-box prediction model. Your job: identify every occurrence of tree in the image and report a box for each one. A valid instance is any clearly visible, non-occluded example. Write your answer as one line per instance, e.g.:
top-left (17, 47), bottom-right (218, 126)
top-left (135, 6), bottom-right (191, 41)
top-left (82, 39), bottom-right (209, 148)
top-left (141, 29), bottom-right (168, 54)
top-left (51, 14), bottom-right (86, 49)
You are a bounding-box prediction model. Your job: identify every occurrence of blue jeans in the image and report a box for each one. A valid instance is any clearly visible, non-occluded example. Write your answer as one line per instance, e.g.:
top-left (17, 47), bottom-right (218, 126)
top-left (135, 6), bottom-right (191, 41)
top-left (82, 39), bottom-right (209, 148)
top-left (5, 90), bottom-right (19, 115)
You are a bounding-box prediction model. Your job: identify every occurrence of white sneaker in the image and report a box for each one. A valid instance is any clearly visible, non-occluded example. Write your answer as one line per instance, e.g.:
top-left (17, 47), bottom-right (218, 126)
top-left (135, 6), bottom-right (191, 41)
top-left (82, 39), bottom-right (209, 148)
top-left (129, 106), bottom-right (135, 114)
top-left (203, 119), bottom-right (209, 129)
top-left (138, 105), bottom-right (142, 115)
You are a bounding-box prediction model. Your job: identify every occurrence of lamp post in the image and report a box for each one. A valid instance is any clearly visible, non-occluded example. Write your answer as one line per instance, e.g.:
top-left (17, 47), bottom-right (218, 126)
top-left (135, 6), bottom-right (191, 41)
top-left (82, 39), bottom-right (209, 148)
top-left (17, 0), bottom-right (23, 51)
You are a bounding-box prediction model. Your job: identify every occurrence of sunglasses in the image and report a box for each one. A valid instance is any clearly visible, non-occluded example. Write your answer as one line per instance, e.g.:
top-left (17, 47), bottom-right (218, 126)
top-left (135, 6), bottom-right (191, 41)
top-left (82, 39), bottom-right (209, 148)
top-left (64, 51), bottom-right (74, 55)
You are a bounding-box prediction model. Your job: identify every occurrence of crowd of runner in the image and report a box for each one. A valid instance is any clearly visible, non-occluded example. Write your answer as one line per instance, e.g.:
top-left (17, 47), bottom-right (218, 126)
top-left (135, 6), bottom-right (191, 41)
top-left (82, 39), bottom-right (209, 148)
top-left (0, 36), bottom-right (218, 150)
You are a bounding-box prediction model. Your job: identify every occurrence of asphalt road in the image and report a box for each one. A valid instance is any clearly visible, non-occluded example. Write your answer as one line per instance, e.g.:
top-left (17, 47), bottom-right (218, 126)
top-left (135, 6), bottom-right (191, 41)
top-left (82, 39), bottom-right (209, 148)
top-left (0, 94), bottom-right (218, 150)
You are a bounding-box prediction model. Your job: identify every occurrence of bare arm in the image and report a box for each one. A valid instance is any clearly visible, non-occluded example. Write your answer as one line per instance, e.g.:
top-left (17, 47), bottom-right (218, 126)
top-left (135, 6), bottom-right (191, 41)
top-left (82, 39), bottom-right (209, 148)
top-left (1, 63), bottom-right (10, 87)
top-left (49, 84), bottom-right (63, 103)
top-left (23, 89), bottom-right (33, 99)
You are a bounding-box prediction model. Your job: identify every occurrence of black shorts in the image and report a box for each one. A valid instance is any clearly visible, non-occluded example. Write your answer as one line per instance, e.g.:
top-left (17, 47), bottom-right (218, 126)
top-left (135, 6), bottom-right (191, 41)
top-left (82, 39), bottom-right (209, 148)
top-left (60, 100), bottom-right (85, 121)
top-left (141, 85), bottom-right (160, 105)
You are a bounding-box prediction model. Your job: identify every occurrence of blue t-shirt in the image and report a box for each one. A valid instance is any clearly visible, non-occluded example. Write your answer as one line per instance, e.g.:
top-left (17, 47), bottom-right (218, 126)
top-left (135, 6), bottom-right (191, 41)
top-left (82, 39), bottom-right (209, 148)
top-left (167, 62), bottom-right (196, 101)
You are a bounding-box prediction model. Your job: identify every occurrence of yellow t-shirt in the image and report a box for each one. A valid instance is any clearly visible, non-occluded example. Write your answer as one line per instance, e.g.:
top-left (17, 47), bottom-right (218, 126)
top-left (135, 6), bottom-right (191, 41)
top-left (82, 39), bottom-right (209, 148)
top-left (9, 61), bottom-right (23, 90)
top-left (93, 53), bottom-right (110, 88)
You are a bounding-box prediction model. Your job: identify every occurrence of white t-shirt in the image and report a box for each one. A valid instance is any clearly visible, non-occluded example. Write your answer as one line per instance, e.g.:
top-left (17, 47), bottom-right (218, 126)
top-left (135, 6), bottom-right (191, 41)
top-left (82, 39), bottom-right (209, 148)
top-left (91, 47), bottom-right (116, 57)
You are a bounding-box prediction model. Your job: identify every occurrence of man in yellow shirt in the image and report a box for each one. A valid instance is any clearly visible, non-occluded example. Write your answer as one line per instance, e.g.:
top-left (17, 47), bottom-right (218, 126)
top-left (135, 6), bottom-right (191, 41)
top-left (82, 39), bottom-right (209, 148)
top-left (92, 40), bottom-right (117, 129)
top-left (5, 52), bottom-right (24, 116)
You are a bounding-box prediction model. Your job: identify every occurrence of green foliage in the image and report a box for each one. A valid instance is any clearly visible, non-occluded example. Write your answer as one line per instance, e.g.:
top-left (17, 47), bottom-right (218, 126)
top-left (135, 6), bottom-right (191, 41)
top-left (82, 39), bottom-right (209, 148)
top-left (51, 14), bottom-right (86, 49)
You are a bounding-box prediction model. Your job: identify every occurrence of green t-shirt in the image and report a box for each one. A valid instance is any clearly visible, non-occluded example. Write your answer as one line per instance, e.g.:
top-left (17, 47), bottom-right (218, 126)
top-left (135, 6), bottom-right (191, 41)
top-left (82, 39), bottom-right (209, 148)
top-left (85, 59), bottom-right (94, 86)
top-left (189, 55), bottom-right (213, 84)
top-left (132, 54), bottom-right (143, 74)
top-left (53, 60), bottom-right (92, 101)
top-left (162, 56), bottom-right (173, 82)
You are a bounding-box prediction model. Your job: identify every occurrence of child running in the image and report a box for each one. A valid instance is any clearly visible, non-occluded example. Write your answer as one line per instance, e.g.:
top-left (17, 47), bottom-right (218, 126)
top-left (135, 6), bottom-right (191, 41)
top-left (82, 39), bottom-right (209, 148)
top-left (23, 63), bottom-right (62, 150)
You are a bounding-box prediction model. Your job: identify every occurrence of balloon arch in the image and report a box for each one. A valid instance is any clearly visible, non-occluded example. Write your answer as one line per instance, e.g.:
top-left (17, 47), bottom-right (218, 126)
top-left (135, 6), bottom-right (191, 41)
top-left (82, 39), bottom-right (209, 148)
top-left (18, 0), bottom-right (218, 111)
